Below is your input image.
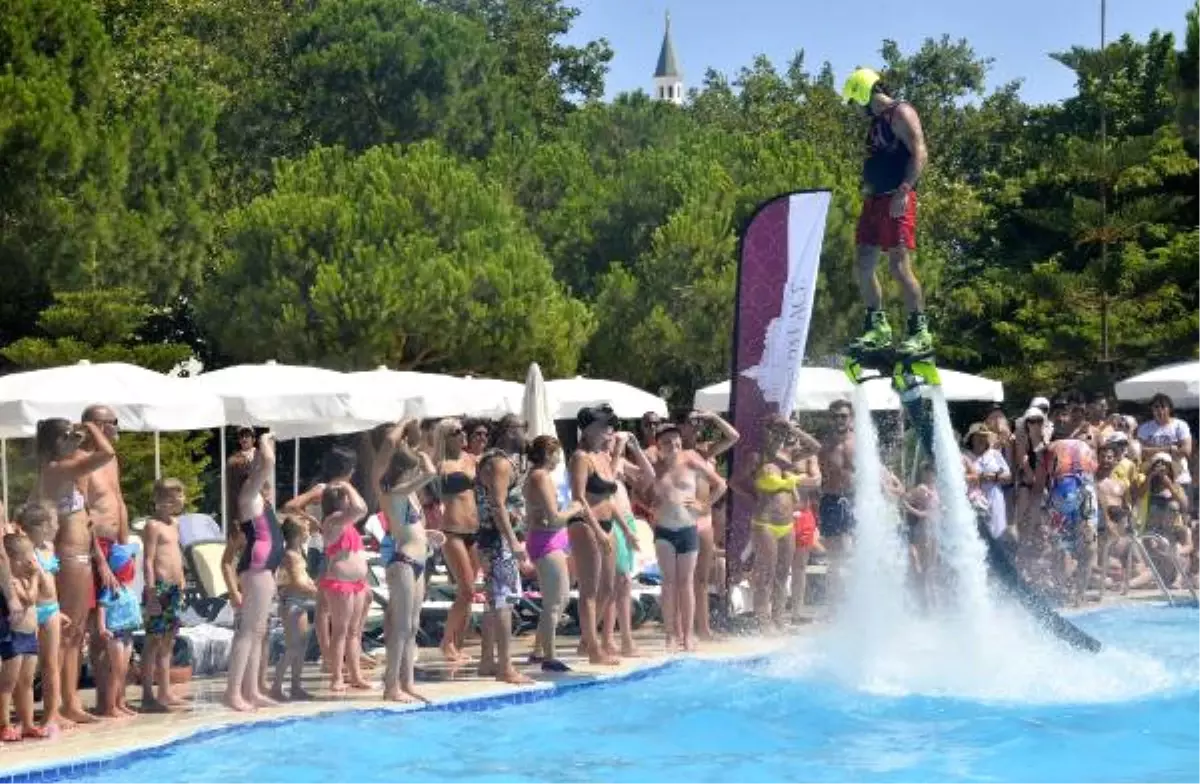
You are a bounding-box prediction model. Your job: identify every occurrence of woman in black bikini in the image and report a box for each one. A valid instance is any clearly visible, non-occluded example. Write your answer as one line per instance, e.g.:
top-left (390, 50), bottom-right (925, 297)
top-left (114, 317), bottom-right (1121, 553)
top-left (435, 419), bottom-right (479, 663)
top-left (568, 405), bottom-right (622, 666)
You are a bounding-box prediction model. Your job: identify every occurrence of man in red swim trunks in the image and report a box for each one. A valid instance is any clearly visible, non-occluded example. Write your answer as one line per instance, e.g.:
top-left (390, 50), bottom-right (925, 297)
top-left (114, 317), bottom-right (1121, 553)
top-left (842, 67), bottom-right (931, 356)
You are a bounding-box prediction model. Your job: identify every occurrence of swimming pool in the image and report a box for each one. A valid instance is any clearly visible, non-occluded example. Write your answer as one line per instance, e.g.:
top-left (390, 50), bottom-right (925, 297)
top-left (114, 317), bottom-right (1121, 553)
top-left (31, 605), bottom-right (1200, 782)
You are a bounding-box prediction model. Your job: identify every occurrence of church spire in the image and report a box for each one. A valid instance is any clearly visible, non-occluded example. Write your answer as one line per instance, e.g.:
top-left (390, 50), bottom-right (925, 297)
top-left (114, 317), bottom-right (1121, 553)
top-left (653, 10), bottom-right (683, 104)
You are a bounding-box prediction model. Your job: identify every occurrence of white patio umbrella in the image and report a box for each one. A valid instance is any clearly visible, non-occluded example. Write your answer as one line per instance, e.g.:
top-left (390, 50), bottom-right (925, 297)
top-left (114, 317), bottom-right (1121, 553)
top-left (693, 368), bottom-right (895, 412)
top-left (461, 377), bottom-right (525, 417)
top-left (0, 360), bottom-right (225, 438)
top-left (693, 366), bottom-right (1005, 412)
top-left (191, 360), bottom-right (397, 432)
top-left (1115, 360), bottom-right (1200, 408)
top-left (545, 376), bottom-right (668, 420)
top-left (190, 360), bottom-right (401, 519)
top-left (937, 369), bottom-right (1005, 403)
top-left (348, 367), bottom-right (476, 420)
top-left (0, 361), bottom-right (226, 507)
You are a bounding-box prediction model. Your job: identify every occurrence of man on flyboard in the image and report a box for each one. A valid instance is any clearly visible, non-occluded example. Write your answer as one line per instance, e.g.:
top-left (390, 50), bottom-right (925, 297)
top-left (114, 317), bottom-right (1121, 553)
top-left (842, 67), bottom-right (933, 365)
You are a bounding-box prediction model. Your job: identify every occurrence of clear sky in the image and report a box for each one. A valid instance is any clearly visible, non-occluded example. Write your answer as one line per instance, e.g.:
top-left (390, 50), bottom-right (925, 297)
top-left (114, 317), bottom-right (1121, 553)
top-left (564, 0), bottom-right (1195, 106)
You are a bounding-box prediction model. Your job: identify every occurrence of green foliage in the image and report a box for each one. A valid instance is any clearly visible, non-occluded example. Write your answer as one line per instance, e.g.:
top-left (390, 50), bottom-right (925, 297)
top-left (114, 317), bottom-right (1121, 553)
top-left (430, 0), bottom-right (613, 124)
top-left (0, 289), bottom-right (211, 513)
top-left (200, 142), bottom-right (592, 377)
top-left (286, 0), bottom-right (533, 159)
top-left (1, 0), bottom-right (1197, 517)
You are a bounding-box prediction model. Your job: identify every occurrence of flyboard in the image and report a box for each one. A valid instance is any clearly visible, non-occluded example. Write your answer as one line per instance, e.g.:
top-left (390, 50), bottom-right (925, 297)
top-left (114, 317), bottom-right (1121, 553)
top-left (844, 344), bottom-right (1102, 653)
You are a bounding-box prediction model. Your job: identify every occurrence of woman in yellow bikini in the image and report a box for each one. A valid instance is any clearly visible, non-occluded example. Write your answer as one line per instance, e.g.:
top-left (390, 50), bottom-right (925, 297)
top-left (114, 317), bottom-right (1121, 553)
top-left (735, 417), bottom-right (820, 628)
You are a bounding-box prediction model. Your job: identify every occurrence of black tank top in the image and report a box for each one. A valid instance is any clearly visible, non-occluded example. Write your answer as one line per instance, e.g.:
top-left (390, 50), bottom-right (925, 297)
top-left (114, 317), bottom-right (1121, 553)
top-left (862, 101), bottom-right (913, 194)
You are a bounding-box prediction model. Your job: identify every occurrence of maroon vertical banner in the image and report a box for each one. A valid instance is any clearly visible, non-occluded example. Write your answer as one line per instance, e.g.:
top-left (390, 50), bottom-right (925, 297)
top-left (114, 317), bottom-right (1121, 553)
top-left (726, 190), bottom-right (832, 590)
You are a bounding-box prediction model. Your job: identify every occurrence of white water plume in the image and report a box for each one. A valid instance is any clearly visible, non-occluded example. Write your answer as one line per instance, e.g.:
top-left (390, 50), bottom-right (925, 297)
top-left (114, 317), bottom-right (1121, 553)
top-left (818, 385), bottom-right (916, 689)
top-left (768, 385), bottom-right (1189, 704)
top-left (927, 387), bottom-right (995, 644)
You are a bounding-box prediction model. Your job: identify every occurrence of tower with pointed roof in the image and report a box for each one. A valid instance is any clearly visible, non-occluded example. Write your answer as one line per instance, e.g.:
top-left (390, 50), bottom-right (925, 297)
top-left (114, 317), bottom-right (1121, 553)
top-left (653, 11), bottom-right (683, 104)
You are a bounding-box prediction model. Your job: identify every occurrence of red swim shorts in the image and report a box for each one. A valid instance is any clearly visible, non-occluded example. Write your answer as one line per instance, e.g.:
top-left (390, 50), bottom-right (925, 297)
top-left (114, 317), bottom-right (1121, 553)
top-left (856, 191), bottom-right (917, 251)
top-left (794, 509), bottom-right (818, 549)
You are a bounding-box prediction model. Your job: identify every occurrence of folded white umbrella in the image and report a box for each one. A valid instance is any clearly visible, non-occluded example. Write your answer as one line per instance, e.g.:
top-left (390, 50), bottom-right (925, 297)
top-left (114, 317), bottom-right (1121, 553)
top-left (522, 363), bottom-right (557, 438)
top-left (523, 363), bottom-right (570, 506)
top-left (546, 376), bottom-right (668, 420)
top-left (0, 360), bottom-right (225, 438)
top-left (1115, 360), bottom-right (1200, 408)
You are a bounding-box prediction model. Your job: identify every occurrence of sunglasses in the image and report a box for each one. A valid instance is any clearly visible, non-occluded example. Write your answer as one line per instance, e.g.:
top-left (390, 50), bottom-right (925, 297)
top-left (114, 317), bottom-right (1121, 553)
top-left (470, 429), bottom-right (489, 439)
top-left (448, 427), bottom-right (464, 437)
top-left (95, 417), bottom-right (119, 427)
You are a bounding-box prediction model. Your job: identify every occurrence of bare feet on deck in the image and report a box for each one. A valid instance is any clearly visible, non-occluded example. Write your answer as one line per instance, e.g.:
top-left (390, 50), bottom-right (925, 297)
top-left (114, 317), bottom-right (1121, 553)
top-left (404, 688), bottom-right (431, 703)
top-left (440, 644), bottom-right (469, 663)
top-left (51, 716), bottom-right (75, 731)
top-left (250, 693), bottom-right (279, 708)
top-left (222, 694), bottom-right (256, 713)
top-left (384, 688), bottom-right (431, 704)
top-left (62, 707), bottom-right (97, 725)
top-left (98, 707), bottom-right (133, 720)
top-left (498, 668), bottom-right (534, 685)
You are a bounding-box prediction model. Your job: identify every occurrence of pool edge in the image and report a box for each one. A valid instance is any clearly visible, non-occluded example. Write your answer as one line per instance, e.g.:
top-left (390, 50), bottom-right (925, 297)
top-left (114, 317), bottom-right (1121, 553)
top-left (0, 650), bottom-right (766, 783)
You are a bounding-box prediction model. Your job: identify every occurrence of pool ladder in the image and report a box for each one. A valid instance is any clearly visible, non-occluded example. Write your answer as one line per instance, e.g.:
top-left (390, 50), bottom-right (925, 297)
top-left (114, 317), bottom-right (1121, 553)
top-left (1125, 533), bottom-right (1199, 607)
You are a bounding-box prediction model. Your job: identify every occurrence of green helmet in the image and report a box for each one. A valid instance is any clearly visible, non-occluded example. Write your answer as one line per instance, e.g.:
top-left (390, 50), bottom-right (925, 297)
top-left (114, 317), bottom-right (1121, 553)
top-left (842, 67), bottom-right (881, 106)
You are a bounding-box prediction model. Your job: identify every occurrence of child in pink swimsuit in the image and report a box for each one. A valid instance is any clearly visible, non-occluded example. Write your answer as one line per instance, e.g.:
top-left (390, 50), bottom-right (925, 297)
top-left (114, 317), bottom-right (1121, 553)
top-left (319, 482), bottom-right (370, 693)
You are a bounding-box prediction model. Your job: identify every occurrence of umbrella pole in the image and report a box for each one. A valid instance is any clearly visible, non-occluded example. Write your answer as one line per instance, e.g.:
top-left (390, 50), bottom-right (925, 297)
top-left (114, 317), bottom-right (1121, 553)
top-left (154, 432), bottom-right (162, 479)
top-left (293, 438), bottom-right (300, 499)
top-left (1, 438), bottom-right (7, 511)
top-left (219, 427), bottom-right (227, 532)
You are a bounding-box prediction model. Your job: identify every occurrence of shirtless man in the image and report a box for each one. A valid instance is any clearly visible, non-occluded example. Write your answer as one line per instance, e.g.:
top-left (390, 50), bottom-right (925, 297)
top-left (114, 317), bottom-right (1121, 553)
top-left (818, 400), bottom-right (856, 599)
top-left (1087, 394), bottom-right (1115, 445)
top-left (1039, 399), bottom-right (1100, 606)
top-left (1062, 392), bottom-right (1101, 451)
top-left (79, 405), bottom-right (129, 715)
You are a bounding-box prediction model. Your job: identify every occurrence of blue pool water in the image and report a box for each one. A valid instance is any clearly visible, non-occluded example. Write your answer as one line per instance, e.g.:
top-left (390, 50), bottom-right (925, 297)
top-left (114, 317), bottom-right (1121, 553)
top-left (53, 605), bottom-right (1200, 783)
